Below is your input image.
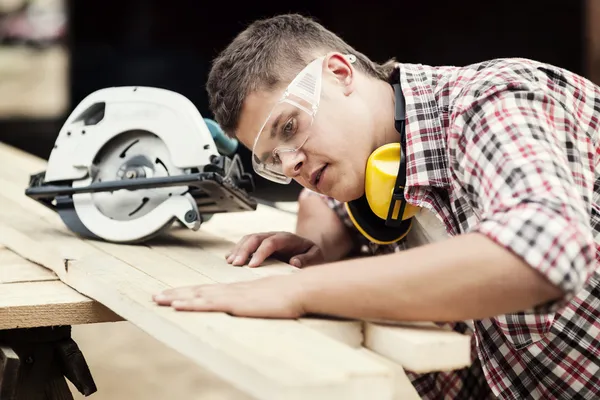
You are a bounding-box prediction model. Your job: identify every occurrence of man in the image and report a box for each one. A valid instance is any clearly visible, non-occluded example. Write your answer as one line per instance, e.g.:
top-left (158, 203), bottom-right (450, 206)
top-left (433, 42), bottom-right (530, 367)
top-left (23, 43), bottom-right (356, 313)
top-left (153, 14), bottom-right (600, 399)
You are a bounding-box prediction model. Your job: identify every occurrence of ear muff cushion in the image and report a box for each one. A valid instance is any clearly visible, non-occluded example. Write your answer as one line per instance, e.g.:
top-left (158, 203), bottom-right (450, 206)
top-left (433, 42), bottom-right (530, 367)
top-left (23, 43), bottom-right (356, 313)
top-left (345, 195), bottom-right (412, 245)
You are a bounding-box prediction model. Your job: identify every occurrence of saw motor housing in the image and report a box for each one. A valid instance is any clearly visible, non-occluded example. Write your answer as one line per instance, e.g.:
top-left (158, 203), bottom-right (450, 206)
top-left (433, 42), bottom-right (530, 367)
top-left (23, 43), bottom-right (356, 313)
top-left (25, 86), bottom-right (257, 243)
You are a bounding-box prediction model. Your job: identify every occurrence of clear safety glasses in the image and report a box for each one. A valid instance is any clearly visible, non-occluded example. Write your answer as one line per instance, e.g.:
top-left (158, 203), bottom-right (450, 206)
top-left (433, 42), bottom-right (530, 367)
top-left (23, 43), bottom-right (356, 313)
top-left (251, 56), bottom-right (325, 184)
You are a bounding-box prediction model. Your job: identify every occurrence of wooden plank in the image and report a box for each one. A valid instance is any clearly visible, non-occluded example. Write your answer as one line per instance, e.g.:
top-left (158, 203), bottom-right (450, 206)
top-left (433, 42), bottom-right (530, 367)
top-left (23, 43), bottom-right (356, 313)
top-left (0, 194), bottom-right (394, 400)
top-left (405, 208), bottom-right (450, 248)
top-left (273, 201), bottom-right (300, 213)
top-left (0, 239), bottom-right (122, 328)
top-left (359, 348), bottom-right (421, 399)
top-left (0, 245), bottom-right (57, 284)
top-left (365, 322), bottom-right (471, 373)
top-left (0, 280), bottom-right (122, 329)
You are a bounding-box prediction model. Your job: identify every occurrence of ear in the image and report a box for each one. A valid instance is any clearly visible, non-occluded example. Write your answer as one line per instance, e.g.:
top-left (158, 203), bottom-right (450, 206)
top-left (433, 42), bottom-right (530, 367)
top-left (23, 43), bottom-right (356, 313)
top-left (324, 52), bottom-right (355, 96)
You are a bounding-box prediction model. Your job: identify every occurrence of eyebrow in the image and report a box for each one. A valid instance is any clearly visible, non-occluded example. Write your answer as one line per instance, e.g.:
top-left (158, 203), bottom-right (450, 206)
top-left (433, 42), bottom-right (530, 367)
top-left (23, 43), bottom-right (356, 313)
top-left (270, 114), bottom-right (283, 140)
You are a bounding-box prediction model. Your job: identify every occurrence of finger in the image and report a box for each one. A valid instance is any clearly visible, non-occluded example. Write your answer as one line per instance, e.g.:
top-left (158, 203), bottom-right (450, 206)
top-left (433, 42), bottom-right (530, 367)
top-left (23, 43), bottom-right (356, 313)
top-left (155, 285), bottom-right (196, 298)
top-left (250, 233), bottom-right (317, 267)
top-left (290, 245), bottom-right (323, 268)
top-left (228, 233), bottom-right (274, 266)
top-left (171, 297), bottom-right (229, 313)
top-left (154, 292), bottom-right (196, 305)
top-left (225, 234), bottom-right (254, 263)
top-left (224, 234), bottom-right (255, 262)
top-left (247, 234), bottom-right (296, 267)
top-left (172, 297), bottom-right (212, 311)
top-left (153, 285), bottom-right (203, 305)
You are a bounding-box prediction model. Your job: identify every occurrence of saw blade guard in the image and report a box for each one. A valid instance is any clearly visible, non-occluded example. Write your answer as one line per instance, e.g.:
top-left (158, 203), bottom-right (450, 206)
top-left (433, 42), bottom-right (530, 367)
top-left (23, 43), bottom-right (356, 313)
top-left (44, 86), bottom-right (220, 183)
top-left (72, 182), bottom-right (201, 243)
top-left (69, 129), bottom-right (202, 243)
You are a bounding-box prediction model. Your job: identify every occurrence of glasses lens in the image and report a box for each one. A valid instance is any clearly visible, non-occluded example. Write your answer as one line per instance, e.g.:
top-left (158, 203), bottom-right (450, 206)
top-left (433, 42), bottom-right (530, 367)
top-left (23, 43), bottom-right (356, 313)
top-left (252, 95), bottom-right (316, 183)
top-left (252, 57), bottom-right (323, 184)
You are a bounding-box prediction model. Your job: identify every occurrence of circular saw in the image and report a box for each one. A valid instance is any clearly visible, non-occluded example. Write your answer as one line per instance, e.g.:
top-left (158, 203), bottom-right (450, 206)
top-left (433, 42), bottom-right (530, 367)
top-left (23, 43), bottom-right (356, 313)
top-left (25, 86), bottom-right (257, 243)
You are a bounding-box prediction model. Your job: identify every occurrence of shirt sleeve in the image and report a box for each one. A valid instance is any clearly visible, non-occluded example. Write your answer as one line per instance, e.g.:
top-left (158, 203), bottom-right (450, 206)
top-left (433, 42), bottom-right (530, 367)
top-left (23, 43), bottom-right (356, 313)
top-left (451, 87), bottom-right (596, 309)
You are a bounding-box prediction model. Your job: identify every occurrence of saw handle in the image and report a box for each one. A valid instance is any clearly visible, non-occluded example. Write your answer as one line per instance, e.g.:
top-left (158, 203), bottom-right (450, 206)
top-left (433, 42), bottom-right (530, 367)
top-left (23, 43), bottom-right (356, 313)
top-left (204, 118), bottom-right (238, 156)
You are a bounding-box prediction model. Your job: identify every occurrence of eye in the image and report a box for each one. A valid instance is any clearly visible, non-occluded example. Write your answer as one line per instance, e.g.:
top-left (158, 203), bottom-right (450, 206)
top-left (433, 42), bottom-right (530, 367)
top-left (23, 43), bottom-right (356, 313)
top-left (281, 118), bottom-right (297, 139)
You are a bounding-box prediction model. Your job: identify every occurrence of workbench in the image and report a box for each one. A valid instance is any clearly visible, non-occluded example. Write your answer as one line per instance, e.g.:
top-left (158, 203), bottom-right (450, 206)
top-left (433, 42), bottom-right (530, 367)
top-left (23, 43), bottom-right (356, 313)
top-left (0, 141), bottom-right (472, 399)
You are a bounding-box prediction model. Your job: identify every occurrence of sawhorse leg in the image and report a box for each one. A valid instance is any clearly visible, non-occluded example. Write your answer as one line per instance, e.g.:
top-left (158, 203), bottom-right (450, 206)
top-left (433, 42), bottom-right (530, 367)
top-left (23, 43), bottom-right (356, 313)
top-left (0, 326), bottom-right (97, 400)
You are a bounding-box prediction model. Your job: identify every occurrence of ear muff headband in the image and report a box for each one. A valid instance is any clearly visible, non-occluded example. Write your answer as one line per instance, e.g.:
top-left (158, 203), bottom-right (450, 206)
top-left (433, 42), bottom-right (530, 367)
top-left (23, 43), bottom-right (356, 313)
top-left (345, 199), bottom-right (413, 244)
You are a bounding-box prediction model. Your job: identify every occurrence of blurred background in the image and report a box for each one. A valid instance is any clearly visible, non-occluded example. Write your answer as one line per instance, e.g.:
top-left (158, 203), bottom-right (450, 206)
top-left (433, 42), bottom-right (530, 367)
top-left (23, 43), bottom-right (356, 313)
top-left (0, 0), bottom-right (597, 398)
top-left (0, 0), bottom-right (596, 202)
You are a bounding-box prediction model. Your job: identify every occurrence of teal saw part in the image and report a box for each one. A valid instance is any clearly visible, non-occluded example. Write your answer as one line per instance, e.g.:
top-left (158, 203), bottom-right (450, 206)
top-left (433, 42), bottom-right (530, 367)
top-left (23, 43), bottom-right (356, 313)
top-left (204, 118), bottom-right (238, 156)
top-left (202, 118), bottom-right (238, 223)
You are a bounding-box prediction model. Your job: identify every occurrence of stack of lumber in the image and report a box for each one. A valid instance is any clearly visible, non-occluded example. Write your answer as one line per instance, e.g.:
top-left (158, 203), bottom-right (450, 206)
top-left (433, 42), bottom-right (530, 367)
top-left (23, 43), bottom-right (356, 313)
top-left (0, 141), bottom-right (471, 399)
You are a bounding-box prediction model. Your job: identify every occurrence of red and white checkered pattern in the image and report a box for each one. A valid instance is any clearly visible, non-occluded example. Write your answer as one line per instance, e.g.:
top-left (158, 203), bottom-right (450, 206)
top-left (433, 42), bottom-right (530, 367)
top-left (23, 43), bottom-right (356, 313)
top-left (310, 58), bottom-right (600, 399)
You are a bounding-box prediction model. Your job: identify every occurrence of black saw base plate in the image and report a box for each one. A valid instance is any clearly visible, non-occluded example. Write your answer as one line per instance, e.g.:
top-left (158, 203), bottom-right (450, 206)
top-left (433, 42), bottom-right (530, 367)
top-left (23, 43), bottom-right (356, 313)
top-left (24, 170), bottom-right (258, 218)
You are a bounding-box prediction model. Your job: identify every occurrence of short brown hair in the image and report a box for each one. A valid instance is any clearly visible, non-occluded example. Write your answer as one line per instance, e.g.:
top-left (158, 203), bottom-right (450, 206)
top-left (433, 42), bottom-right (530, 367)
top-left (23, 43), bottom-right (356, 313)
top-left (206, 13), bottom-right (396, 138)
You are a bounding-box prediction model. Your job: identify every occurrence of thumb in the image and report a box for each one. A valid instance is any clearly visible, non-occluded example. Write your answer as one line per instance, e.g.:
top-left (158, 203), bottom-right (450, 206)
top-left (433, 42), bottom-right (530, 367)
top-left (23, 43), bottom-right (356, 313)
top-left (290, 246), bottom-right (323, 268)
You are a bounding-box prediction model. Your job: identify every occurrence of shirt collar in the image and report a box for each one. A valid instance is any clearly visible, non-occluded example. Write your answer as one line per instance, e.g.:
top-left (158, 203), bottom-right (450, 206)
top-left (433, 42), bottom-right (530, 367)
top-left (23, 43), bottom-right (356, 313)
top-left (396, 63), bottom-right (452, 196)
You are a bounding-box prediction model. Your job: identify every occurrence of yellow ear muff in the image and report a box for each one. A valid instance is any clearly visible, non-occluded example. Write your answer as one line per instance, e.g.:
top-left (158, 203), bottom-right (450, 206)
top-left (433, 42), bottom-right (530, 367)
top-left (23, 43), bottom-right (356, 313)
top-left (365, 143), bottom-right (420, 222)
top-left (343, 142), bottom-right (420, 245)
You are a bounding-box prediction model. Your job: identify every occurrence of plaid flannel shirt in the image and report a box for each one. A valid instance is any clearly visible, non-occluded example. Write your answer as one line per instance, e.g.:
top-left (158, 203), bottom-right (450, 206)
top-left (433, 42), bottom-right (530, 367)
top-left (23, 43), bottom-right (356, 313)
top-left (308, 57), bottom-right (600, 399)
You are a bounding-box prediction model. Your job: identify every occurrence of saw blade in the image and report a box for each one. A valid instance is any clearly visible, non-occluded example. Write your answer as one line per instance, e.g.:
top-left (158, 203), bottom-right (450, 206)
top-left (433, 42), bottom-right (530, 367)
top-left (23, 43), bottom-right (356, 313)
top-left (85, 130), bottom-right (188, 222)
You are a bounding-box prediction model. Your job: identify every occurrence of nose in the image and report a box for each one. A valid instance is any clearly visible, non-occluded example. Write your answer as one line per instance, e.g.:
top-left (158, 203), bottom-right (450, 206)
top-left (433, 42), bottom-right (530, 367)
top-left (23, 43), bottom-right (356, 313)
top-left (279, 150), bottom-right (306, 179)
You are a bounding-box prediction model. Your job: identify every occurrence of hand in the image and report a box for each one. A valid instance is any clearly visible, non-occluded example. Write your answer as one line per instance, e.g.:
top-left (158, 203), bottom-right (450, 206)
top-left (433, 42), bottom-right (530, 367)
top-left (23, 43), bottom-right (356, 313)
top-left (152, 275), bottom-right (306, 318)
top-left (225, 231), bottom-right (324, 268)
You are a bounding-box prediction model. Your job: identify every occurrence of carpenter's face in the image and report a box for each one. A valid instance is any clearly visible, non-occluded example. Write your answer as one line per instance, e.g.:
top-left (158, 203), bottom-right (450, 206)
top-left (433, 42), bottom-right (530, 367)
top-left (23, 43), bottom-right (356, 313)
top-left (236, 53), bottom-right (380, 203)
